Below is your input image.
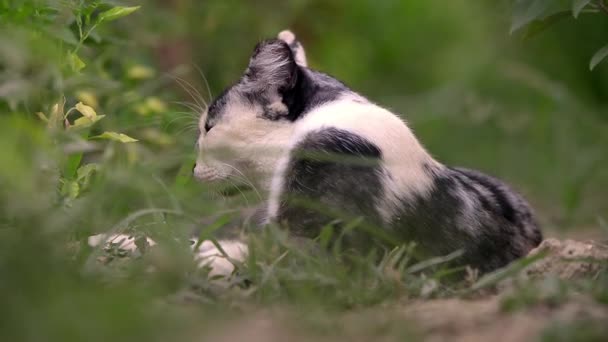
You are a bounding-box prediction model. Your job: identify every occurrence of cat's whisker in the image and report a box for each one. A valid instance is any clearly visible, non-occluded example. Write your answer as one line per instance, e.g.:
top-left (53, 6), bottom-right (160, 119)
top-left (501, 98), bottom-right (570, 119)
top-left (172, 74), bottom-right (205, 103)
top-left (176, 127), bottom-right (197, 136)
top-left (174, 110), bottom-right (200, 119)
top-left (172, 101), bottom-right (205, 115)
top-left (164, 111), bottom-right (199, 125)
top-left (203, 173), bottom-right (249, 206)
top-left (164, 116), bottom-right (194, 126)
top-left (175, 125), bottom-right (199, 137)
top-left (231, 177), bottom-right (264, 205)
top-left (173, 127), bottom-right (197, 137)
top-left (228, 174), bottom-right (260, 200)
top-left (174, 77), bottom-right (205, 111)
top-left (193, 63), bottom-right (214, 103)
top-left (161, 71), bottom-right (205, 112)
top-left (225, 177), bottom-right (250, 207)
top-left (221, 163), bottom-right (263, 202)
top-left (164, 116), bottom-right (198, 131)
top-left (172, 75), bottom-right (208, 111)
top-left (167, 111), bottom-right (198, 120)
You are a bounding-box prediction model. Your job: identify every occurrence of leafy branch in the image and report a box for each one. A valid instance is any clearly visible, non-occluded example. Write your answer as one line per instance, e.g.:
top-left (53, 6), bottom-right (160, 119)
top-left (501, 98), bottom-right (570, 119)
top-left (34, 2), bottom-right (142, 203)
top-left (69, 4), bottom-right (140, 71)
top-left (511, 0), bottom-right (608, 70)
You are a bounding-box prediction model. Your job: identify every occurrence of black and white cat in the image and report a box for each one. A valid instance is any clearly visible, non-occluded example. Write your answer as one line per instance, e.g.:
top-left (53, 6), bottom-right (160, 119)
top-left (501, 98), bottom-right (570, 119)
top-left (93, 31), bottom-right (542, 276)
top-left (192, 30), bottom-right (542, 274)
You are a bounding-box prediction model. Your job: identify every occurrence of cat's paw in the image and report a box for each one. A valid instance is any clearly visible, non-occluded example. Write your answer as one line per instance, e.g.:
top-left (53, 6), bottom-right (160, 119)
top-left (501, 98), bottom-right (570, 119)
top-left (88, 234), bottom-right (248, 278)
top-left (193, 239), bottom-right (248, 277)
top-left (88, 234), bottom-right (156, 253)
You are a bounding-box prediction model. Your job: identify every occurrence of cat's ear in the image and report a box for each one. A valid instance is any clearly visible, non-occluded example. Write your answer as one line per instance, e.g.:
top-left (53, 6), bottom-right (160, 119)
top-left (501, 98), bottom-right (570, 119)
top-left (278, 30), bottom-right (308, 67)
top-left (244, 39), bottom-right (297, 93)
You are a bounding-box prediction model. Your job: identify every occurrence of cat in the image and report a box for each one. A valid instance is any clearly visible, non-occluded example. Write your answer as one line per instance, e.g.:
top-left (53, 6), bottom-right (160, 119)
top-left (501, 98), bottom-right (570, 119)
top-left (92, 30), bottom-right (542, 276)
top-left (192, 30), bottom-right (542, 274)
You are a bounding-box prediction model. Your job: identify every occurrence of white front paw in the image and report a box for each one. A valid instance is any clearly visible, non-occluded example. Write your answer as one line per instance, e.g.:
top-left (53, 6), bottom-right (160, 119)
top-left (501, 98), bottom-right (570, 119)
top-left (88, 234), bottom-right (156, 252)
top-left (193, 240), bottom-right (248, 277)
top-left (88, 234), bottom-right (248, 278)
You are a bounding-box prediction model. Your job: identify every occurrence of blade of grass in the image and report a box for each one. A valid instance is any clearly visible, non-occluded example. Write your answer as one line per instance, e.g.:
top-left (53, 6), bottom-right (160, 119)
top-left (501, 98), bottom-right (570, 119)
top-left (469, 250), bottom-right (549, 292)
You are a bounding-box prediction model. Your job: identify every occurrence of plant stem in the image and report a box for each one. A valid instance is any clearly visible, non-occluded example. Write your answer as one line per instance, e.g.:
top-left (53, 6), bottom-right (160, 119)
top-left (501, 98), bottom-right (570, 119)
top-left (73, 23), bottom-right (98, 54)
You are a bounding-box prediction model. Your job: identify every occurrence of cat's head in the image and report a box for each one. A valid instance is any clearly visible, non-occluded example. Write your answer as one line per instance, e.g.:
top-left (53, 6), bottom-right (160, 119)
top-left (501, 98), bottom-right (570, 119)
top-left (193, 31), bottom-right (310, 188)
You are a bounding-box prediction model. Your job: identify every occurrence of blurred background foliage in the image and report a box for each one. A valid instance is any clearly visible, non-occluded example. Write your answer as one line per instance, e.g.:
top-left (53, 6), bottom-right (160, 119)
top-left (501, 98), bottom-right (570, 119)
top-left (1, 0), bottom-right (607, 341)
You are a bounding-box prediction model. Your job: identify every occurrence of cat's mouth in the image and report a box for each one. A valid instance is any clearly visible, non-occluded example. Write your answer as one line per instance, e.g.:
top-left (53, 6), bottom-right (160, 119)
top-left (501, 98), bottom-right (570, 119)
top-left (193, 162), bottom-right (257, 197)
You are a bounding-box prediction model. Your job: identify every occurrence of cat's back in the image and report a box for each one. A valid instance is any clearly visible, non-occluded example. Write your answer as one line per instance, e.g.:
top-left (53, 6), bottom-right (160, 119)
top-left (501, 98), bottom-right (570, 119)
top-left (393, 165), bottom-right (542, 272)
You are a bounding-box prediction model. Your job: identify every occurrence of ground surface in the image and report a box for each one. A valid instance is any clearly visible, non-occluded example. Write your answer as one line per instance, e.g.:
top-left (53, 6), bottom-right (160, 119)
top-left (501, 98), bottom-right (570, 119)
top-left (185, 238), bottom-right (608, 341)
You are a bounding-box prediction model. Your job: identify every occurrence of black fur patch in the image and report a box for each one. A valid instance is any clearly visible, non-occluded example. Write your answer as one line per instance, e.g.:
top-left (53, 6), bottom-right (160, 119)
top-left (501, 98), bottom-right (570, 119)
top-left (205, 87), bottom-right (231, 126)
top-left (276, 128), bottom-right (384, 245)
top-left (281, 68), bottom-right (351, 121)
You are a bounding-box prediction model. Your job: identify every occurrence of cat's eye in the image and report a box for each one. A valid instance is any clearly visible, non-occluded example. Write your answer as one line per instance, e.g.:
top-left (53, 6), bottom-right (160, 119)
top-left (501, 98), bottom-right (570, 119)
top-left (204, 123), bottom-right (213, 133)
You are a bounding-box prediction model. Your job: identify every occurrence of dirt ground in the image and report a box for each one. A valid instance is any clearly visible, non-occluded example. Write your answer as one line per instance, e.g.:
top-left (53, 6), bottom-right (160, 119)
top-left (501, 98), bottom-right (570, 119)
top-left (205, 238), bottom-right (608, 342)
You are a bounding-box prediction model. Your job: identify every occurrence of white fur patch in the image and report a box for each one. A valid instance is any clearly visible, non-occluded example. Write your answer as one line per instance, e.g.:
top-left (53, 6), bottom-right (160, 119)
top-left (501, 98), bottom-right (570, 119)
top-left (196, 98), bottom-right (294, 191)
top-left (277, 30), bottom-right (296, 45)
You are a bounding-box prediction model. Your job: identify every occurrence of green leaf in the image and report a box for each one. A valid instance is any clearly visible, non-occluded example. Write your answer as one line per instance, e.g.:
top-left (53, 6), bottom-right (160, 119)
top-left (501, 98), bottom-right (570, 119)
top-left (61, 180), bottom-right (80, 199)
top-left (63, 153), bottom-right (84, 181)
top-left (69, 115), bottom-right (105, 129)
top-left (522, 11), bottom-right (570, 39)
top-left (68, 52), bottom-right (86, 72)
top-left (76, 163), bottom-right (99, 190)
top-left (76, 164), bottom-right (99, 182)
top-left (98, 6), bottom-right (141, 22)
top-left (572, 0), bottom-right (593, 18)
top-left (511, 0), bottom-right (551, 33)
top-left (510, 0), bottom-right (570, 34)
top-left (82, 1), bottom-right (101, 17)
top-left (75, 102), bottom-right (97, 119)
top-left (590, 43), bottom-right (608, 70)
top-left (93, 131), bottom-right (138, 143)
top-left (36, 112), bottom-right (49, 123)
